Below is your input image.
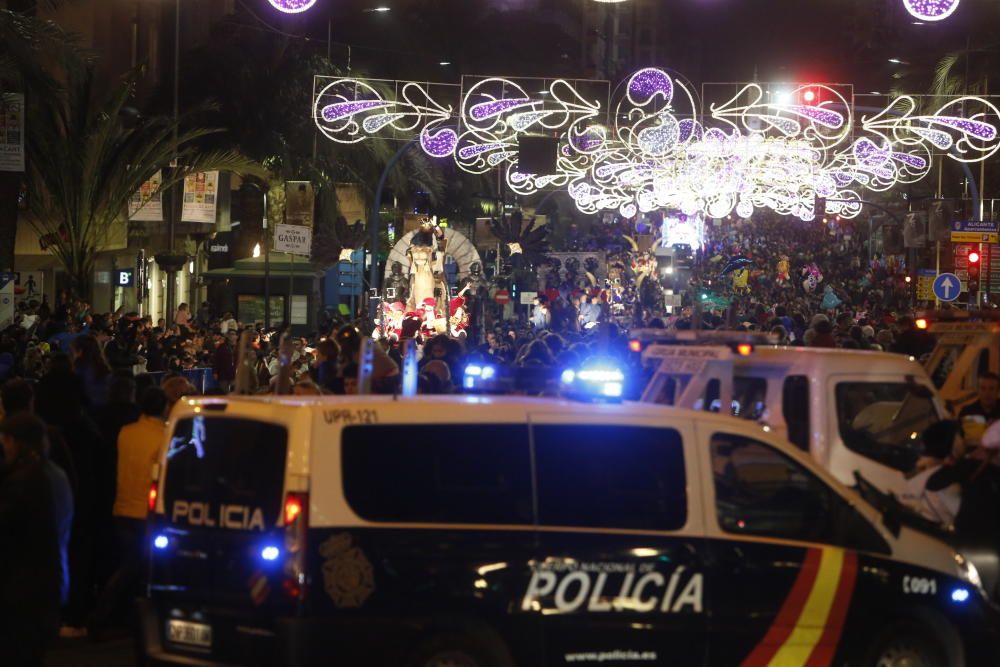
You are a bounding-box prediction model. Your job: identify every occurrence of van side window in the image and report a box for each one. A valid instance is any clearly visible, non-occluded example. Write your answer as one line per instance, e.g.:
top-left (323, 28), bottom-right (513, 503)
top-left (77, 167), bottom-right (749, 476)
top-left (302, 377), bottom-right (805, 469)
top-left (710, 433), bottom-right (889, 554)
top-left (782, 376), bottom-right (810, 452)
top-left (533, 425), bottom-right (686, 531)
top-left (835, 382), bottom-right (937, 472)
top-left (341, 424), bottom-right (532, 525)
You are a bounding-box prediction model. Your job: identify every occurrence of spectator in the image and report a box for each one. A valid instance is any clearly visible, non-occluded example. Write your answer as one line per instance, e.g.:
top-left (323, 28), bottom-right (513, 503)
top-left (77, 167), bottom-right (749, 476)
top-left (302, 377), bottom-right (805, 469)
top-left (88, 387), bottom-right (167, 640)
top-left (212, 330), bottom-right (238, 392)
top-left (960, 372), bottom-right (1000, 423)
top-left (312, 339), bottom-right (341, 393)
top-left (70, 334), bottom-right (112, 408)
top-left (0, 414), bottom-right (69, 666)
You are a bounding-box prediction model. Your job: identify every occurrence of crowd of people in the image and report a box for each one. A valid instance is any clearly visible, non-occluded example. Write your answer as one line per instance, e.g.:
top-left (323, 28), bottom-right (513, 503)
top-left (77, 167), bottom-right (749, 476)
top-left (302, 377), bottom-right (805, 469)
top-left (0, 213), bottom-right (995, 663)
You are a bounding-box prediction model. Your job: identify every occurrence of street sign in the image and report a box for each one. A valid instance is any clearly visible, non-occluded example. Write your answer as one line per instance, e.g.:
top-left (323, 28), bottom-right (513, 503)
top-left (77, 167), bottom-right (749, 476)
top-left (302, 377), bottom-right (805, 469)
top-left (932, 272), bottom-right (961, 302)
top-left (115, 269), bottom-right (135, 287)
top-left (916, 268), bottom-right (936, 301)
top-left (951, 220), bottom-right (999, 244)
top-left (494, 289), bottom-right (510, 304)
top-left (273, 223), bottom-right (313, 256)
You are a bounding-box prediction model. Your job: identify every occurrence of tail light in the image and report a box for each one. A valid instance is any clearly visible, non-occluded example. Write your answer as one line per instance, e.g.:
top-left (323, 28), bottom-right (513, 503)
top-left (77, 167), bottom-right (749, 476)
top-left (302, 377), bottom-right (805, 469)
top-left (628, 339), bottom-right (643, 353)
top-left (148, 480), bottom-right (159, 513)
top-left (282, 492), bottom-right (309, 600)
top-left (736, 343), bottom-right (754, 356)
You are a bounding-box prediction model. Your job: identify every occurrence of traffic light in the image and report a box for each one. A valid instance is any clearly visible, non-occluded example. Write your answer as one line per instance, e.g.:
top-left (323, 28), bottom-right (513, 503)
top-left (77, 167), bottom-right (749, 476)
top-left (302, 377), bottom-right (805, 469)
top-left (968, 250), bottom-right (981, 291)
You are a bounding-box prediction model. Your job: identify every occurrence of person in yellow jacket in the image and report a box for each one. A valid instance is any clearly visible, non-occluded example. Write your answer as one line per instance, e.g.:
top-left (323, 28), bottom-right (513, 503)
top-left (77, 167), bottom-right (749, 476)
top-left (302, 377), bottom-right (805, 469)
top-left (87, 386), bottom-right (167, 639)
top-left (731, 266), bottom-right (750, 295)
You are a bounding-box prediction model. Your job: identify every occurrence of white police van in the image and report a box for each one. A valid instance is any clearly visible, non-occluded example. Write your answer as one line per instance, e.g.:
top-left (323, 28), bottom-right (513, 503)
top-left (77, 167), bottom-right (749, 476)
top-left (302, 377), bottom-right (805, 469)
top-left (636, 338), bottom-right (949, 510)
top-left (139, 395), bottom-right (998, 667)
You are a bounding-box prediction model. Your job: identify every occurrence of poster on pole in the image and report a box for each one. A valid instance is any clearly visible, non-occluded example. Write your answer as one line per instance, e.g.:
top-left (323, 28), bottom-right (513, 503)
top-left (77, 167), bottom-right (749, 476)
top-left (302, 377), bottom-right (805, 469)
top-left (128, 170), bottom-right (164, 221)
top-left (273, 223), bottom-right (313, 256)
top-left (0, 94), bottom-right (25, 172)
top-left (0, 273), bottom-right (15, 328)
top-left (181, 170), bottom-right (219, 223)
top-left (14, 271), bottom-right (43, 305)
top-left (285, 181), bottom-right (315, 227)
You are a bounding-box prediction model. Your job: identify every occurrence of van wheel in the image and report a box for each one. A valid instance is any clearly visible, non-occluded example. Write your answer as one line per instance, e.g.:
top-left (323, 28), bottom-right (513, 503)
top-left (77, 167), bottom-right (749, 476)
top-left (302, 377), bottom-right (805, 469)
top-left (407, 632), bottom-right (503, 667)
top-left (865, 625), bottom-right (946, 667)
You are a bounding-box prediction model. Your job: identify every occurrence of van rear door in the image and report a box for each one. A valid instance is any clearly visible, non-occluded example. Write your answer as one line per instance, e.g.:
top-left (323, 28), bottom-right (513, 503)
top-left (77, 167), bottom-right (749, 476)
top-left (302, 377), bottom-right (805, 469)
top-left (148, 414), bottom-right (290, 661)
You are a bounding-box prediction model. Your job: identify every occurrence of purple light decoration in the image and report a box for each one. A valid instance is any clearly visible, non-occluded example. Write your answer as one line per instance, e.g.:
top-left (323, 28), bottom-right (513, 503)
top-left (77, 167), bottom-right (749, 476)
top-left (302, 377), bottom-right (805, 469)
top-left (891, 152), bottom-right (928, 169)
top-left (628, 68), bottom-right (673, 105)
top-left (420, 127), bottom-right (458, 158)
top-left (268, 0), bottom-right (318, 14)
top-left (931, 116), bottom-right (997, 141)
top-left (910, 127), bottom-right (953, 149)
top-left (570, 129), bottom-right (604, 152)
top-left (853, 138), bottom-right (890, 167)
top-left (678, 119), bottom-right (702, 143)
top-left (468, 98), bottom-right (532, 121)
top-left (902, 0), bottom-right (960, 22)
top-left (321, 100), bottom-right (390, 122)
top-left (785, 105), bottom-right (845, 129)
top-left (458, 143), bottom-right (506, 160)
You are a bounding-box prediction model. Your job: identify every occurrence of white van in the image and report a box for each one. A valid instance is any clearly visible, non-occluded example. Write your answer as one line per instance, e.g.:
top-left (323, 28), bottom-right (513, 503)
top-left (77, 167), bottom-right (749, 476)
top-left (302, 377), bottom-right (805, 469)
top-left (138, 395), bottom-right (996, 667)
top-left (638, 342), bottom-right (948, 511)
top-left (924, 318), bottom-right (999, 413)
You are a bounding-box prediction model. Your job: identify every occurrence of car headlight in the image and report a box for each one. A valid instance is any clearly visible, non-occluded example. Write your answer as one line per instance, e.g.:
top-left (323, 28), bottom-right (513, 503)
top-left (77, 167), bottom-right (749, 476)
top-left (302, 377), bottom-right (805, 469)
top-left (955, 552), bottom-right (984, 594)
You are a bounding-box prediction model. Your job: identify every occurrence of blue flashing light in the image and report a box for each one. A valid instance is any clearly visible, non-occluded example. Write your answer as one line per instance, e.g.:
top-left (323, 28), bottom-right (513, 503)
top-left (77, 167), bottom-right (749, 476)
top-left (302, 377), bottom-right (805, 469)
top-left (465, 365), bottom-right (483, 377)
top-left (602, 382), bottom-right (623, 398)
top-left (951, 588), bottom-right (970, 603)
top-left (464, 376), bottom-right (475, 390)
top-left (578, 368), bottom-right (624, 383)
top-left (153, 534), bottom-right (169, 550)
top-left (480, 366), bottom-right (496, 380)
top-left (561, 369), bottom-right (576, 384)
top-left (261, 545), bottom-right (281, 562)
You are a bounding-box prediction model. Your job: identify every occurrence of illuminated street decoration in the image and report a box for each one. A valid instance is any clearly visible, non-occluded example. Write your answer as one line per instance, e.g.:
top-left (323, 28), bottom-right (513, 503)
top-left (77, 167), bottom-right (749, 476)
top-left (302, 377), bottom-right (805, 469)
top-left (268, 0), bottom-right (317, 13)
top-left (312, 68), bottom-right (1000, 221)
top-left (902, 0), bottom-right (960, 22)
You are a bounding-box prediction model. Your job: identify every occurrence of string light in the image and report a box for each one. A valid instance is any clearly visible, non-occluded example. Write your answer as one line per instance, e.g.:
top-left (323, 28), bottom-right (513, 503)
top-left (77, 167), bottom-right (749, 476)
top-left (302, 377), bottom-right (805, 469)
top-left (313, 67), bottom-right (999, 220)
top-left (902, 0), bottom-right (960, 22)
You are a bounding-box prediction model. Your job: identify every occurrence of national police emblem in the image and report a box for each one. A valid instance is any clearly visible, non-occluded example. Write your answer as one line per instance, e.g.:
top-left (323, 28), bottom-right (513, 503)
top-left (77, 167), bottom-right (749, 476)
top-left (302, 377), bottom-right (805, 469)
top-left (318, 533), bottom-right (375, 608)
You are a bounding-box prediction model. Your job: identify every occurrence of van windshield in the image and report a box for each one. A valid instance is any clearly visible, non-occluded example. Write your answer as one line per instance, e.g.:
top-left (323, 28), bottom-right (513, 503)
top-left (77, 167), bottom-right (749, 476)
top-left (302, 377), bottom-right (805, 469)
top-left (835, 383), bottom-right (938, 473)
top-left (163, 416), bottom-right (288, 530)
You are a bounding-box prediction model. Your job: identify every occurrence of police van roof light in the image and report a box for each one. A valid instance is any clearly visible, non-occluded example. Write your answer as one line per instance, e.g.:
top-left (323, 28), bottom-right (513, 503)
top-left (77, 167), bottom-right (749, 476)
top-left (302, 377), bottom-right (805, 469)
top-left (951, 588), bottom-right (970, 603)
top-left (261, 545), bottom-right (281, 562)
top-left (578, 369), bottom-right (625, 383)
top-left (481, 366), bottom-right (496, 380)
top-left (561, 369), bottom-right (576, 384)
top-left (736, 343), bottom-right (753, 356)
top-left (153, 534), bottom-right (169, 550)
top-left (602, 382), bottom-right (623, 398)
top-left (465, 365), bottom-right (483, 377)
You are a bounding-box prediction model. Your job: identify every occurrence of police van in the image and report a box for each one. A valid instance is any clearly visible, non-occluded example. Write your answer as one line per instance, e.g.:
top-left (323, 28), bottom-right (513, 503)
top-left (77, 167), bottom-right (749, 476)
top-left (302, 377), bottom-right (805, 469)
top-left (636, 337), bottom-right (949, 512)
top-left (922, 312), bottom-right (999, 414)
top-left (138, 395), bottom-right (997, 667)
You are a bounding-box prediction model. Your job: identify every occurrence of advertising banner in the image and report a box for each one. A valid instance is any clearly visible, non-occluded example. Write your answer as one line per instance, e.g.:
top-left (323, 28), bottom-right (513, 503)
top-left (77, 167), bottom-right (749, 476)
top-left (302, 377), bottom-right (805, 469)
top-left (285, 181), bottom-right (315, 227)
top-left (181, 171), bottom-right (219, 223)
top-left (0, 94), bottom-right (25, 172)
top-left (128, 170), bottom-right (164, 221)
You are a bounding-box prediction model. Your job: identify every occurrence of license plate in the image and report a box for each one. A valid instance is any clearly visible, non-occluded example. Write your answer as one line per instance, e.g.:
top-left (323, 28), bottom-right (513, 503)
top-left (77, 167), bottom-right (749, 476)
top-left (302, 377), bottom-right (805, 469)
top-left (167, 619), bottom-right (212, 648)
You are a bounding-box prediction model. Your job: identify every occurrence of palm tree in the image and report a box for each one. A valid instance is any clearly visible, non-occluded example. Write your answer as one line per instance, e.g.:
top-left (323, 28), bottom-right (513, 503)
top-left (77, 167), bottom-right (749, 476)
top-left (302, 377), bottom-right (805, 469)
top-left (0, 9), bottom-right (78, 271)
top-left (23, 59), bottom-right (266, 297)
top-left (178, 23), bottom-right (445, 268)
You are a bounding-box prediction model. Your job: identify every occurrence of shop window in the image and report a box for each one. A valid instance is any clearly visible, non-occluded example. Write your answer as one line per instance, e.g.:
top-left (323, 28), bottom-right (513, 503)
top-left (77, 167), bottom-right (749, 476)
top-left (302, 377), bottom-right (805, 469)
top-left (533, 424), bottom-right (686, 531)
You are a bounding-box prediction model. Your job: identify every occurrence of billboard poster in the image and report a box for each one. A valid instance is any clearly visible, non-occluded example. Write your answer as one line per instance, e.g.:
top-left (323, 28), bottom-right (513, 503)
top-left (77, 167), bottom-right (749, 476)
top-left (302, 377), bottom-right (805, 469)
top-left (285, 181), bottom-right (315, 227)
top-left (0, 93), bottom-right (25, 172)
top-left (181, 170), bottom-right (219, 223)
top-left (128, 170), bottom-right (164, 221)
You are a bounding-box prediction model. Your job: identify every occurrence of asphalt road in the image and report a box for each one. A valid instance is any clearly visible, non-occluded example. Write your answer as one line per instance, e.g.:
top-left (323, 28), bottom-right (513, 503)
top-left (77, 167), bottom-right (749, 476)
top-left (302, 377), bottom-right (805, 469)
top-left (47, 637), bottom-right (134, 667)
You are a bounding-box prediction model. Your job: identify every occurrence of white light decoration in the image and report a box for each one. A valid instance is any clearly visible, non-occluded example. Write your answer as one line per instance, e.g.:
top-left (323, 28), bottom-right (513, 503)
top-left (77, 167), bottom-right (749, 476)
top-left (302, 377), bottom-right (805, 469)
top-left (339, 248), bottom-right (355, 262)
top-left (268, 0), bottom-right (317, 14)
top-left (902, 0), bottom-right (960, 22)
top-left (312, 67), bottom-right (1000, 222)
